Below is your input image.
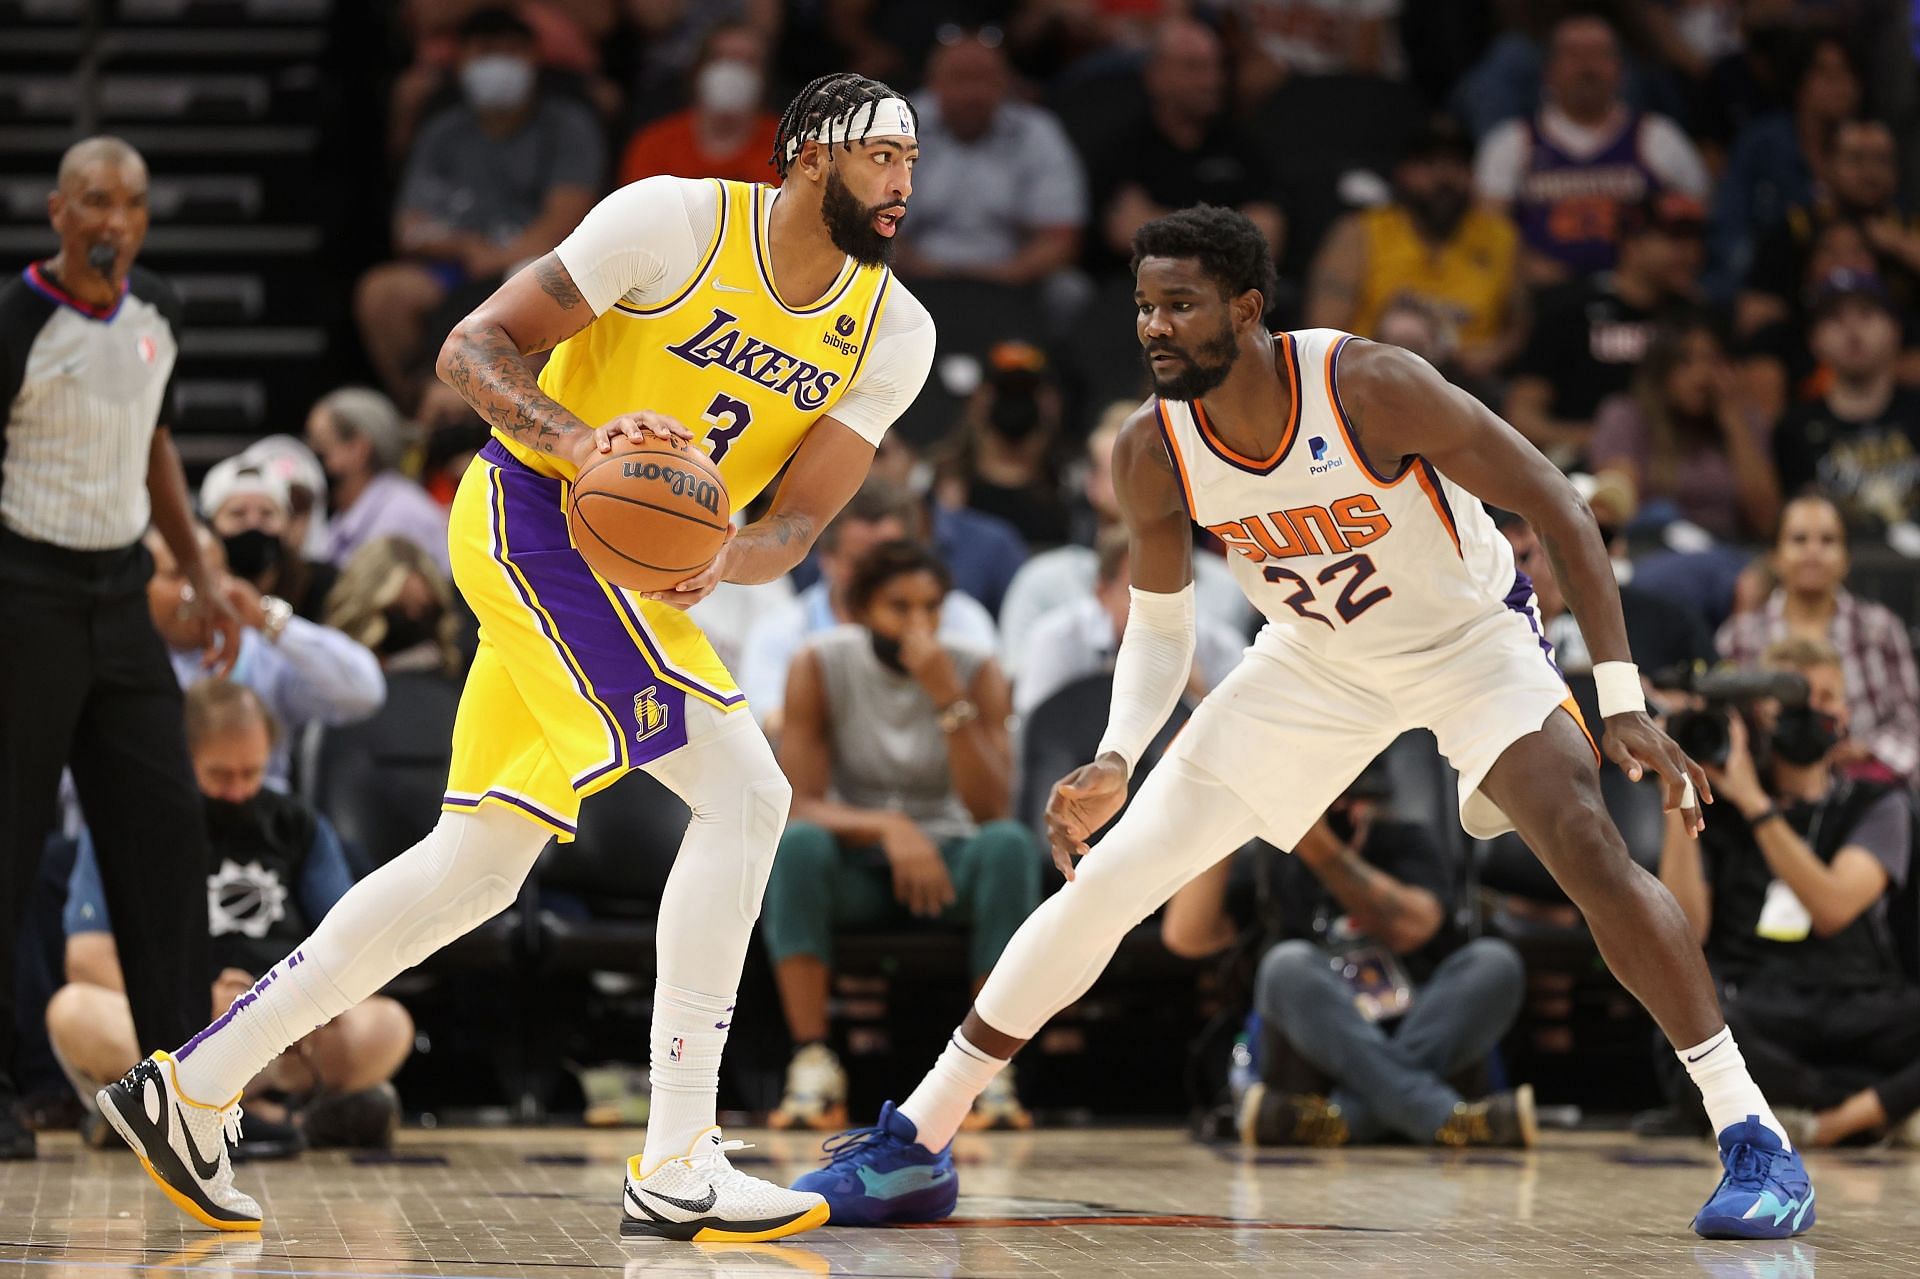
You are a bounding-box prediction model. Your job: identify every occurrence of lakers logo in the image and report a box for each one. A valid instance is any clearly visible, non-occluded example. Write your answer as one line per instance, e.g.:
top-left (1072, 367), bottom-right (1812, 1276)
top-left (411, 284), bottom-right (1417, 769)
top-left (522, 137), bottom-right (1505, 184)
top-left (633, 686), bottom-right (670, 743)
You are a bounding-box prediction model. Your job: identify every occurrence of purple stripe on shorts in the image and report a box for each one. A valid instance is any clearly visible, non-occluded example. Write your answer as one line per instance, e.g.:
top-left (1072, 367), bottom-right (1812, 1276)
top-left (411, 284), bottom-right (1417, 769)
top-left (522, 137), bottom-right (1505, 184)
top-left (444, 789), bottom-right (579, 835)
top-left (1503, 570), bottom-right (1564, 679)
top-left (606, 587), bottom-right (747, 708)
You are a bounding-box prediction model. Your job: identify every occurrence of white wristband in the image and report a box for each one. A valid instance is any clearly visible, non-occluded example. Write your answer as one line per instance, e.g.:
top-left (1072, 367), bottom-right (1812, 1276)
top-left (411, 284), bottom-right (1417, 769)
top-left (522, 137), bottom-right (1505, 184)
top-left (1593, 661), bottom-right (1646, 718)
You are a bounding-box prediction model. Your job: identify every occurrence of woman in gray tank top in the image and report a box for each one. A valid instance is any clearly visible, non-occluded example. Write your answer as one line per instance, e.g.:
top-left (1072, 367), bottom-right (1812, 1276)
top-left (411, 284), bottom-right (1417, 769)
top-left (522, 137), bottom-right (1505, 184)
top-left (760, 540), bottom-right (1043, 1134)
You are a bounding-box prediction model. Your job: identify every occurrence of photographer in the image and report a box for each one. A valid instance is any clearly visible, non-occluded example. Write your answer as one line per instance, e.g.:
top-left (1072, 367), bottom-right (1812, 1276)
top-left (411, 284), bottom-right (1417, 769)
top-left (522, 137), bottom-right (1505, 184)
top-left (1163, 770), bottom-right (1531, 1149)
top-left (1658, 637), bottom-right (1920, 1147)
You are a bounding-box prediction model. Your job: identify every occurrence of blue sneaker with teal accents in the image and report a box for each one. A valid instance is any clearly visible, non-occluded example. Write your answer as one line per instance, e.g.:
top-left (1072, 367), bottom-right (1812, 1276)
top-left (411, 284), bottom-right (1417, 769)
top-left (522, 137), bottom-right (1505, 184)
top-left (791, 1102), bottom-right (959, 1226)
top-left (1692, 1117), bottom-right (1816, 1239)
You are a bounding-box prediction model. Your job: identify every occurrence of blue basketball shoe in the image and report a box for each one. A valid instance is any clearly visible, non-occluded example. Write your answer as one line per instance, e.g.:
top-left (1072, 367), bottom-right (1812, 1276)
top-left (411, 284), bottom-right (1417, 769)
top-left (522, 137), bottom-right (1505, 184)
top-left (1692, 1117), bottom-right (1816, 1239)
top-left (791, 1102), bottom-right (958, 1226)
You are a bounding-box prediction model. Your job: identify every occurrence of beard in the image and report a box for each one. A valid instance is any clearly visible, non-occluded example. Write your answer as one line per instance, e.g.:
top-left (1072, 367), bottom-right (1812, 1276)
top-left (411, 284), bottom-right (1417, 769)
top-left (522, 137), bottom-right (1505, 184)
top-left (1144, 320), bottom-right (1239, 400)
top-left (821, 166), bottom-right (900, 267)
top-left (1405, 186), bottom-right (1469, 240)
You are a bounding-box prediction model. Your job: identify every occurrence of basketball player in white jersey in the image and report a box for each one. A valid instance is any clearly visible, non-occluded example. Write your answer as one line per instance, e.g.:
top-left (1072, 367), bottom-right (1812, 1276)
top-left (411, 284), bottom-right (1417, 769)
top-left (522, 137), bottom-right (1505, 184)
top-left (797, 206), bottom-right (1816, 1240)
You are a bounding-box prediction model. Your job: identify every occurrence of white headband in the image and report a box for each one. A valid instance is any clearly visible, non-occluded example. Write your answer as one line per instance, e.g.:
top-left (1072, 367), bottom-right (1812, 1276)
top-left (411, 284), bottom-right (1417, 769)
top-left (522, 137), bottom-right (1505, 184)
top-left (784, 96), bottom-right (916, 164)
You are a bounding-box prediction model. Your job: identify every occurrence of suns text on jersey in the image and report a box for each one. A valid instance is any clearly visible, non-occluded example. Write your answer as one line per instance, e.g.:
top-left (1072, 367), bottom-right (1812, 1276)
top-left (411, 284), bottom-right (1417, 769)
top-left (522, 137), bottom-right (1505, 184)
top-left (664, 307), bottom-right (843, 412)
top-left (1208, 494), bottom-right (1393, 562)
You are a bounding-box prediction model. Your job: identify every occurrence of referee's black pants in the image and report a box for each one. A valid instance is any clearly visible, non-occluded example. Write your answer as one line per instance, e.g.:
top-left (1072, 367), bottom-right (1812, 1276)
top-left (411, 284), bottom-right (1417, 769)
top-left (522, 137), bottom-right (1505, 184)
top-left (0, 532), bottom-right (208, 1091)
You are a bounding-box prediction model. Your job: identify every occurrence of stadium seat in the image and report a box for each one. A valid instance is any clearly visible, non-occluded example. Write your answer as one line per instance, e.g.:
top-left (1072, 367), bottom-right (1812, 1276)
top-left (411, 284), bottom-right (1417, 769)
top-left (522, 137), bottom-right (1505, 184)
top-left (300, 669), bottom-right (461, 877)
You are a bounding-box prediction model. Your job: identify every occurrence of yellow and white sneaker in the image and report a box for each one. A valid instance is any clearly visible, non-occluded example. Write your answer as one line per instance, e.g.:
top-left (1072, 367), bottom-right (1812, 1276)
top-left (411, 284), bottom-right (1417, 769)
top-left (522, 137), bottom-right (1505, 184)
top-left (621, 1127), bottom-right (828, 1241)
top-left (96, 1051), bottom-right (261, 1231)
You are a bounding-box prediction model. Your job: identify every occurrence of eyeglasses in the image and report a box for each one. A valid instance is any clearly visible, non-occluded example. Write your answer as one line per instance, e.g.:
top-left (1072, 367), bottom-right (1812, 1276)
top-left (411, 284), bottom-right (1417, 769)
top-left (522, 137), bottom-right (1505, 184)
top-left (936, 23), bottom-right (1004, 49)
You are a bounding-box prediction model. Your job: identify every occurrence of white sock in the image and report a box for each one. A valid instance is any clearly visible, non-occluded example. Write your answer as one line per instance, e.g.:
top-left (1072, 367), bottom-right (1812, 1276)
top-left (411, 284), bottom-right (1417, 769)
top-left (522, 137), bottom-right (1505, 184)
top-left (173, 949), bottom-right (349, 1104)
top-left (641, 980), bottom-right (734, 1170)
top-left (898, 1030), bottom-right (1006, 1152)
top-left (1679, 1026), bottom-right (1792, 1150)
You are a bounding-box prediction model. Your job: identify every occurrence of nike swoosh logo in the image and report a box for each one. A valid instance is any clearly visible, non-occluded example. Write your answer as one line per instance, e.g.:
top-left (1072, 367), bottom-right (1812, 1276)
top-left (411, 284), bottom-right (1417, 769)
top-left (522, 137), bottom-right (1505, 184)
top-left (177, 1104), bottom-right (223, 1181)
top-left (856, 1163), bottom-right (952, 1198)
top-left (712, 282), bottom-right (753, 294)
top-left (1686, 1041), bottom-right (1724, 1063)
top-left (631, 1181), bottom-right (718, 1214)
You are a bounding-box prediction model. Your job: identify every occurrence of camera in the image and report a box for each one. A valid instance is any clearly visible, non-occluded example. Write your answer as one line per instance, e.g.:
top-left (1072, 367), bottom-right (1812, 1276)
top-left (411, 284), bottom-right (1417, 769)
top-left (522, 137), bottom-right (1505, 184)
top-left (1650, 664), bottom-right (1809, 768)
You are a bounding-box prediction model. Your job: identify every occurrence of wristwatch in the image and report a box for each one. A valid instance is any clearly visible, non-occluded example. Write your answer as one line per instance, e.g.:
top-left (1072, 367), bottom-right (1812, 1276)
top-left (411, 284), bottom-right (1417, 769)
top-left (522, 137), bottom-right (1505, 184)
top-left (937, 698), bottom-right (979, 733)
top-left (1746, 805), bottom-right (1783, 829)
top-left (261, 594), bottom-right (293, 643)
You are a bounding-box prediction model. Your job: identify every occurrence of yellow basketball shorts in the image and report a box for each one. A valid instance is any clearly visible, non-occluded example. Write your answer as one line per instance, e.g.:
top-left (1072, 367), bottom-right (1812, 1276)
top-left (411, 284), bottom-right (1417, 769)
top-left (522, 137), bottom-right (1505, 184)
top-left (442, 440), bottom-right (747, 839)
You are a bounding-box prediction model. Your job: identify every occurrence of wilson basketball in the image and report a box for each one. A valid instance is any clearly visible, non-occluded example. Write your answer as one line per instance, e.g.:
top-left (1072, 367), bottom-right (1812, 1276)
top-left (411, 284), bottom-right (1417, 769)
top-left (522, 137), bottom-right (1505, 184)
top-left (567, 438), bottom-right (731, 592)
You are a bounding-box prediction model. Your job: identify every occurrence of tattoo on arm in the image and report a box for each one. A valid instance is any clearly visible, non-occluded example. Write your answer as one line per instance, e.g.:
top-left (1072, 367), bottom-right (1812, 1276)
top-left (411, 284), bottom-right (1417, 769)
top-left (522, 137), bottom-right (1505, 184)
top-left (439, 323), bottom-right (589, 457)
top-left (533, 256), bottom-right (584, 311)
top-left (723, 511), bottom-right (818, 583)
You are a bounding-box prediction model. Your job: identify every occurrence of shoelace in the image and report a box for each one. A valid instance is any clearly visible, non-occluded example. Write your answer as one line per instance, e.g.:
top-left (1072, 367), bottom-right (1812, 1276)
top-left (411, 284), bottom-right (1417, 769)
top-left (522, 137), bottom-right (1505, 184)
top-left (819, 1124), bottom-right (889, 1167)
top-left (689, 1138), bottom-right (751, 1179)
top-left (1725, 1141), bottom-right (1767, 1190)
top-left (219, 1106), bottom-right (245, 1150)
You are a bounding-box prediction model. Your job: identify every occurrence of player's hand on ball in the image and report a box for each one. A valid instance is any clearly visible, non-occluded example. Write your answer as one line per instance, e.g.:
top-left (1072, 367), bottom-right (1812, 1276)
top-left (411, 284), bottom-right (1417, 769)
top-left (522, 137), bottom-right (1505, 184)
top-left (641, 526), bottom-right (735, 611)
top-left (880, 815), bottom-right (956, 918)
top-left (1044, 753), bottom-right (1130, 880)
top-left (575, 411), bottom-right (694, 468)
top-left (1603, 710), bottom-right (1713, 836)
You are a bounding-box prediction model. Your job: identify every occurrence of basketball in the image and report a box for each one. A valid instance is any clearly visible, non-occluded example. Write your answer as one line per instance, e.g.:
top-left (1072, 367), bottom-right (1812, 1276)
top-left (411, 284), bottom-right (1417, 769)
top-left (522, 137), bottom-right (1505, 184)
top-left (567, 437), bottom-right (731, 592)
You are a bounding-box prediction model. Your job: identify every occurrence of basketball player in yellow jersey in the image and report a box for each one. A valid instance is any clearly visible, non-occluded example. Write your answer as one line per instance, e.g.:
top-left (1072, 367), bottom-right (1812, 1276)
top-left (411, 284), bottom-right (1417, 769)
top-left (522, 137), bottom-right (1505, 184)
top-left (97, 74), bottom-right (934, 1243)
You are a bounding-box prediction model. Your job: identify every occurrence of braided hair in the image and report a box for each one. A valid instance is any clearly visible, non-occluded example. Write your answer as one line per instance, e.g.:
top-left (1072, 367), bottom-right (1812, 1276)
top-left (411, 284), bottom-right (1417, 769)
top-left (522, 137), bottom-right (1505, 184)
top-left (771, 72), bottom-right (915, 179)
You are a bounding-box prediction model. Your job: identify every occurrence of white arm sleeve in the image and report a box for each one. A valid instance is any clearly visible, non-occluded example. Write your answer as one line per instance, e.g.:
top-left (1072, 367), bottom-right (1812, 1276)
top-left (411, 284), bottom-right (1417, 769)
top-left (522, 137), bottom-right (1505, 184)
top-left (1472, 121), bottom-right (1527, 202)
top-left (551, 175), bottom-right (716, 317)
top-left (1639, 114), bottom-right (1711, 198)
top-left (822, 282), bottom-right (936, 446)
top-left (1096, 585), bottom-right (1196, 775)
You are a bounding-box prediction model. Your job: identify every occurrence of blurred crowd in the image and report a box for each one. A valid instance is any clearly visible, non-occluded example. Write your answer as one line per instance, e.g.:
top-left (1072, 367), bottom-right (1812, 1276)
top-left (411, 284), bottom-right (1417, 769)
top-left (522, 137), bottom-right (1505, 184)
top-left (17, 0), bottom-right (1920, 1154)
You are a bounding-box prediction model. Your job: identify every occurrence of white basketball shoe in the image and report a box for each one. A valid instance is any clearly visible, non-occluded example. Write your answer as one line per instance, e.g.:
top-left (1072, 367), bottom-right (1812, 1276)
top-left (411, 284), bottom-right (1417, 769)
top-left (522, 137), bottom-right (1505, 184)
top-left (622, 1127), bottom-right (828, 1241)
top-left (96, 1051), bottom-right (262, 1231)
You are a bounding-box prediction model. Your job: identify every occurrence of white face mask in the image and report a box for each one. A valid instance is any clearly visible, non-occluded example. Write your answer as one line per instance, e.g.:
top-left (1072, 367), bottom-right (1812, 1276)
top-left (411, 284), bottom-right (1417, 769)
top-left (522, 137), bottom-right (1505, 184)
top-left (696, 59), bottom-right (761, 115)
top-left (462, 54), bottom-right (535, 113)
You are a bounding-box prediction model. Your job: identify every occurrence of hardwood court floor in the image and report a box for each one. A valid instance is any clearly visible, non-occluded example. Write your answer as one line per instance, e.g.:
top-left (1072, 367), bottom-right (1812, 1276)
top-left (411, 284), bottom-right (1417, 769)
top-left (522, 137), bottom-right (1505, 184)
top-left (0, 1126), bottom-right (1910, 1279)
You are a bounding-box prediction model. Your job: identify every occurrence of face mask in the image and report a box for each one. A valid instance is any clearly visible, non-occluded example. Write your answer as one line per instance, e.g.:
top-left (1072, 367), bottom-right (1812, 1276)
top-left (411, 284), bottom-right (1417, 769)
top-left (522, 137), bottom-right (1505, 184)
top-left (696, 59), bottom-right (761, 114)
top-left (1770, 705), bottom-right (1842, 766)
top-left (380, 608), bottom-right (438, 656)
top-left (462, 55), bottom-right (535, 113)
top-left (201, 795), bottom-right (262, 838)
top-left (222, 528), bottom-right (283, 581)
top-left (869, 631), bottom-right (908, 674)
top-left (990, 389), bottom-right (1044, 441)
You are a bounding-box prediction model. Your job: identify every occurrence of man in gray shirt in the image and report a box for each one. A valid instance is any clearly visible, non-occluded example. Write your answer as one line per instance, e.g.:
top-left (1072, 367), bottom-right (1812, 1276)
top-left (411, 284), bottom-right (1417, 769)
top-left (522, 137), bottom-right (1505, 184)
top-left (355, 6), bottom-right (604, 408)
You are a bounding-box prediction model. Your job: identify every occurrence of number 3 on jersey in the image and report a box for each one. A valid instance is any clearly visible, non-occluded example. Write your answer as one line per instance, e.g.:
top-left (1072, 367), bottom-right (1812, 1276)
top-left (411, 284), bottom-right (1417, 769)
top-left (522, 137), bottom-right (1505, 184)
top-left (701, 392), bottom-right (752, 463)
top-left (1263, 554), bottom-right (1391, 629)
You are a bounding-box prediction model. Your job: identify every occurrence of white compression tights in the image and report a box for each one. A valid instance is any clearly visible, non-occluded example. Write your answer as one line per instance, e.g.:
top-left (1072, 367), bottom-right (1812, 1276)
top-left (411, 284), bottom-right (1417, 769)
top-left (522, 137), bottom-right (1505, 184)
top-left (973, 752), bottom-right (1264, 1041)
top-left (172, 699), bottom-right (791, 1122)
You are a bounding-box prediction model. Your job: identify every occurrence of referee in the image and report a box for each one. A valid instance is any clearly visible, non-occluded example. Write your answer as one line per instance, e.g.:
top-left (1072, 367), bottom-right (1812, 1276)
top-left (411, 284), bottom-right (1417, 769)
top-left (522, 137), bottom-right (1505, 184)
top-left (0, 137), bottom-right (241, 1158)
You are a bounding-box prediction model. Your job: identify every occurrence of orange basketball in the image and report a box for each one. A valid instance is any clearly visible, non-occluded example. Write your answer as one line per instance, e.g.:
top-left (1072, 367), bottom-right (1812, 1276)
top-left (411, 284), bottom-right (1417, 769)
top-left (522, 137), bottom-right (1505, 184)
top-left (567, 438), bottom-right (731, 592)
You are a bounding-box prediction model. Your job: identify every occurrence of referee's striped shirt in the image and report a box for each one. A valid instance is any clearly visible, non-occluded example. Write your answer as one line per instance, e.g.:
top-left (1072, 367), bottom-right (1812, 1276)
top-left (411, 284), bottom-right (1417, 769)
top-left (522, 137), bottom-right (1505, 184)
top-left (0, 262), bottom-right (182, 552)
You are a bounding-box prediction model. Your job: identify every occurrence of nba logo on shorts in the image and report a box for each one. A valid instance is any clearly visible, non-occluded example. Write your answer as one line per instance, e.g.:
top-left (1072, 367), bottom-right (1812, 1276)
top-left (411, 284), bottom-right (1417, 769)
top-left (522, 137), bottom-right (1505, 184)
top-left (669, 1036), bottom-right (684, 1063)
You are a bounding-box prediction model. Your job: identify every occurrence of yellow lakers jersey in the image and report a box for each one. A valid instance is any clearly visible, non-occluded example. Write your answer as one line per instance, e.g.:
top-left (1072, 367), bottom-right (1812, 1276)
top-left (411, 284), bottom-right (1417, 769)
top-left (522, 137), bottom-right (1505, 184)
top-left (500, 179), bottom-right (895, 500)
top-left (1352, 205), bottom-right (1517, 348)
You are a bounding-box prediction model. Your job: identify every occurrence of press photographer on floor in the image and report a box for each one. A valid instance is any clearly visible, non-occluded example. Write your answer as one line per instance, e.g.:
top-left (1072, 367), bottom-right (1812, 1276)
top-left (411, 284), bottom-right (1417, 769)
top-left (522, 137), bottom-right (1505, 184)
top-left (1657, 638), bottom-right (1920, 1147)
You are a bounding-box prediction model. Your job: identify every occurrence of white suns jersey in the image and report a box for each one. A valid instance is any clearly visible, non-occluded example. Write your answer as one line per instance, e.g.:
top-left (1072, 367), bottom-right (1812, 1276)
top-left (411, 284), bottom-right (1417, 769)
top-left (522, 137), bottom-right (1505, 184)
top-left (1158, 328), bottom-right (1519, 660)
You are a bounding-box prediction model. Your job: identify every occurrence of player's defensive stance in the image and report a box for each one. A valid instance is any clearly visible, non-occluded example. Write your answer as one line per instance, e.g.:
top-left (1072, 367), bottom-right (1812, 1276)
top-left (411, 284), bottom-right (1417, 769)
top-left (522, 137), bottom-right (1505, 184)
top-left (97, 72), bottom-right (934, 1242)
top-left (797, 206), bottom-right (1814, 1241)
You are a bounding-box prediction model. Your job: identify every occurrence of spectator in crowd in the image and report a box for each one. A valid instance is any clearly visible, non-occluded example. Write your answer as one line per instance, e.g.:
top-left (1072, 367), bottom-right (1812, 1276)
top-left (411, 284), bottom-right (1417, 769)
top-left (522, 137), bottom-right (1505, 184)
top-left (1162, 771), bottom-right (1531, 1148)
top-left (616, 20), bottom-right (779, 187)
top-left (894, 30), bottom-right (1086, 289)
top-left (1231, 0), bottom-right (1406, 94)
top-left (1710, 34), bottom-right (1864, 297)
top-left (1658, 636), bottom-right (1920, 1148)
top-left (240, 434), bottom-right (332, 564)
top-left (1590, 315), bottom-right (1781, 544)
top-left (1307, 116), bottom-right (1525, 379)
top-left (610, 0), bottom-right (781, 127)
top-left (200, 455), bottom-right (339, 624)
top-left (872, 433), bottom-right (1028, 620)
top-left (1013, 526), bottom-right (1245, 717)
top-left (324, 537), bottom-right (465, 677)
top-left (47, 682), bottom-right (413, 1154)
top-left (1772, 271), bottom-right (1920, 533)
top-left (738, 478), bottom-right (998, 733)
top-left (998, 403), bottom-right (1253, 676)
top-left (761, 541), bottom-right (1041, 1132)
top-left (1497, 508), bottom-right (1715, 688)
top-left (1741, 217), bottom-right (1907, 415)
top-left (1368, 296), bottom-right (1502, 409)
top-left (1504, 192), bottom-right (1707, 464)
top-left (357, 7), bottom-right (603, 408)
top-left (932, 342), bottom-right (1068, 550)
top-left (146, 526), bottom-right (387, 787)
top-left (1473, 14), bottom-right (1709, 285)
top-left (1717, 495), bottom-right (1920, 786)
top-left (1090, 18), bottom-right (1284, 274)
top-left (305, 388), bottom-right (451, 575)
top-left (1740, 118), bottom-right (1920, 344)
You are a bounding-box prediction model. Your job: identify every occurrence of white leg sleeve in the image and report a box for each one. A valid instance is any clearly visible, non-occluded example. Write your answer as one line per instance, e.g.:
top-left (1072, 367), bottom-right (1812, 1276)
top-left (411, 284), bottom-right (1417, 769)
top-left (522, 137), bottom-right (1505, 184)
top-left (973, 753), bottom-right (1263, 1041)
top-left (173, 803), bottom-right (548, 1103)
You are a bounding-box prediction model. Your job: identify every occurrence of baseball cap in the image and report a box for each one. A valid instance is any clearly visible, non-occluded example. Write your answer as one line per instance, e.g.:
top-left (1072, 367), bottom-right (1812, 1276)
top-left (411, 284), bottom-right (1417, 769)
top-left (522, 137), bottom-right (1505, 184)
top-left (1810, 267), bottom-right (1895, 321)
top-left (1401, 115), bottom-right (1472, 164)
top-left (199, 454), bottom-right (291, 520)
